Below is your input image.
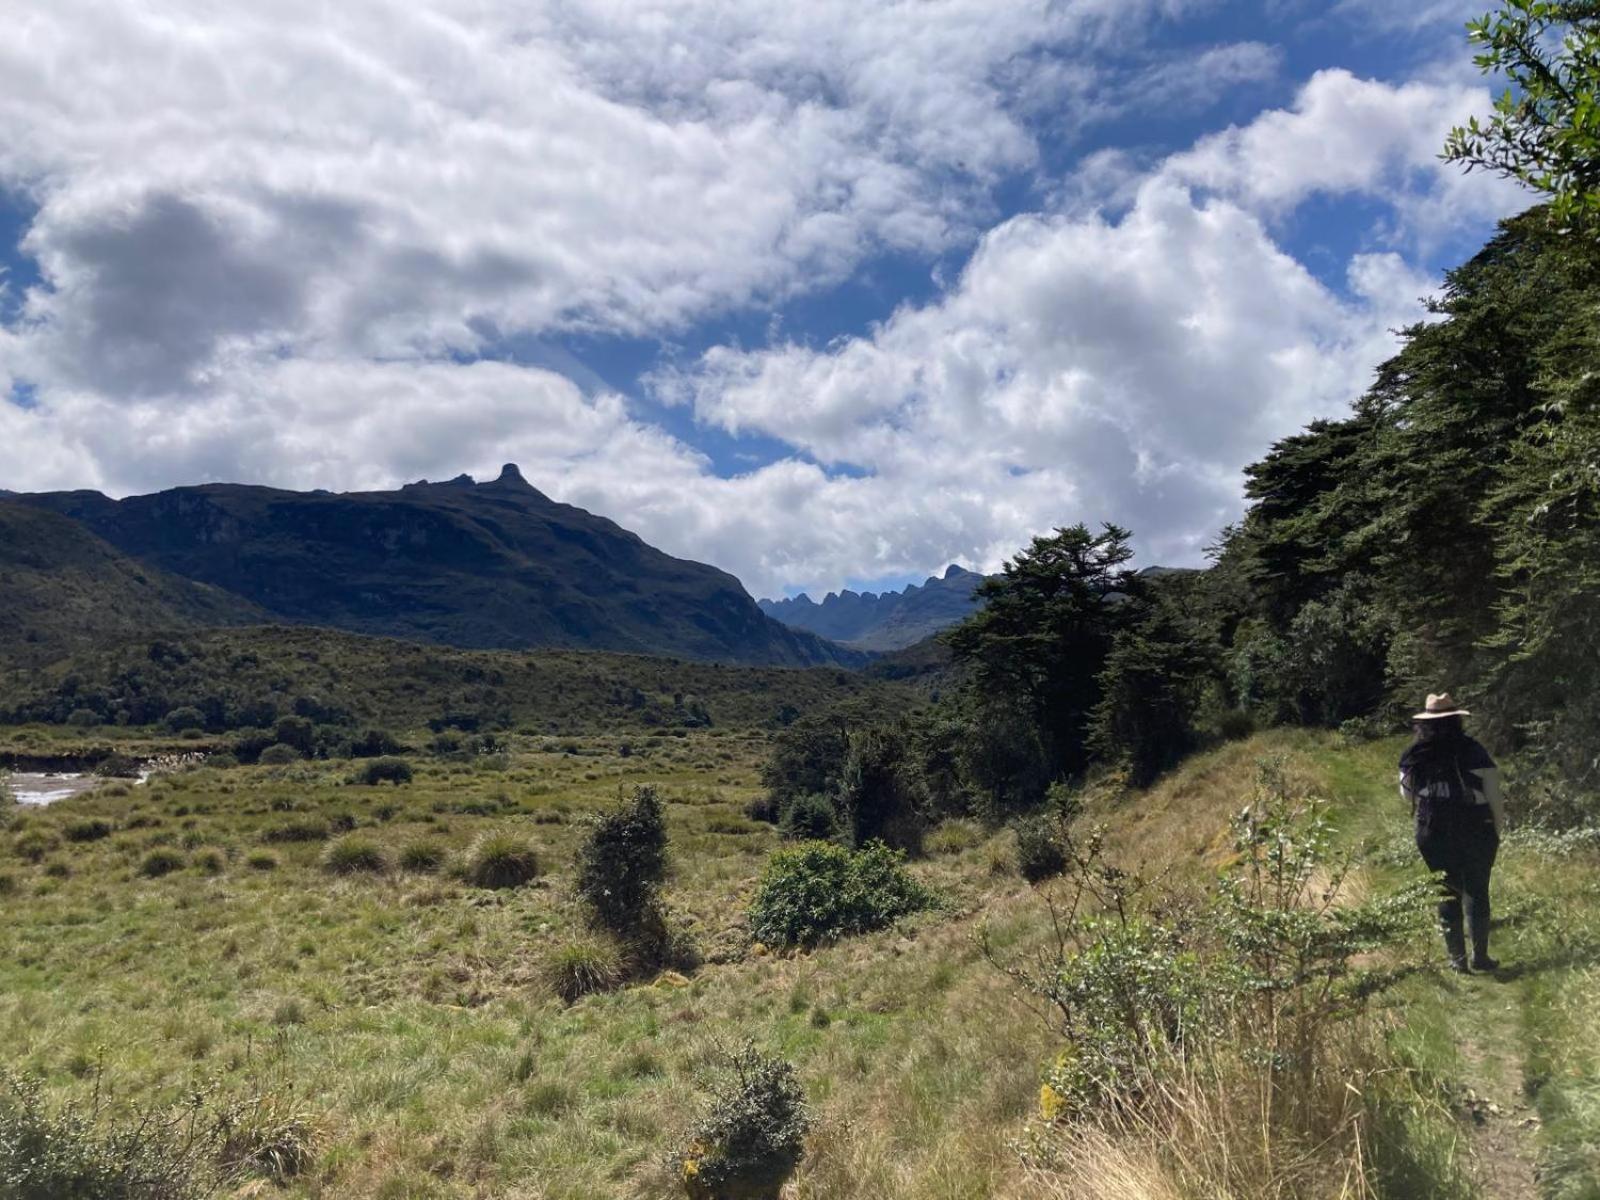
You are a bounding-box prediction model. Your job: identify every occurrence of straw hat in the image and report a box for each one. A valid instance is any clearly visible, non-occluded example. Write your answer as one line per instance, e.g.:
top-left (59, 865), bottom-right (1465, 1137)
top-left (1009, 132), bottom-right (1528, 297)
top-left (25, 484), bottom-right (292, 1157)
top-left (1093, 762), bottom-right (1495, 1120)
top-left (1413, 692), bottom-right (1470, 720)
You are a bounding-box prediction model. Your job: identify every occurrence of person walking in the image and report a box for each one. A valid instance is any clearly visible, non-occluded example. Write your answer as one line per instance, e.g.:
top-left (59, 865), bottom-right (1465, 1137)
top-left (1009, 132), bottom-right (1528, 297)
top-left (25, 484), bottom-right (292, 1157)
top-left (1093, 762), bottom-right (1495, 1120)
top-left (1400, 693), bottom-right (1507, 973)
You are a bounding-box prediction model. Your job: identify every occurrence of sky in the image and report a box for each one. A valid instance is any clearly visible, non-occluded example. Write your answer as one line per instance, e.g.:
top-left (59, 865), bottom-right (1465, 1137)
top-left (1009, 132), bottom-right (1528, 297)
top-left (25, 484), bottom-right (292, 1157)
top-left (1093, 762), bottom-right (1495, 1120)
top-left (0, 0), bottom-right (1530, 600)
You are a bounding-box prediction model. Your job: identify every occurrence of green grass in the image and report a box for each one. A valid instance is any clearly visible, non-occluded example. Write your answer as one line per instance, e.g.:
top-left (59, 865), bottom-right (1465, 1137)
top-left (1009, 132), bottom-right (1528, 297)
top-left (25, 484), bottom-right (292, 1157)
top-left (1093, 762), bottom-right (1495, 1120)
top-left (4, 725), bottom-right (1596, 1197)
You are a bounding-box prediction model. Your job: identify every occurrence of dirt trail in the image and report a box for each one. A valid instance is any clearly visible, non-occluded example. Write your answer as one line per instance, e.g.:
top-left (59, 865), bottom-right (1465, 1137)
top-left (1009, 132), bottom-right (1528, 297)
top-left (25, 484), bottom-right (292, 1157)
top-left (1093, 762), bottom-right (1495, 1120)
top-left (1455, 984), bottom-right (1541, 1200)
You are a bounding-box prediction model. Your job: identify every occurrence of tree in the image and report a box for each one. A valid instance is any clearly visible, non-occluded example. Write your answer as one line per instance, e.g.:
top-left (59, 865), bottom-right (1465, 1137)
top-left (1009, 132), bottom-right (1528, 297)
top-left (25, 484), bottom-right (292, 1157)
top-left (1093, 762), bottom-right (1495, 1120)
top-left (945, 524), bottom-right (1142, 778)
top-left (1444, 1), bottom-right (1600, 225)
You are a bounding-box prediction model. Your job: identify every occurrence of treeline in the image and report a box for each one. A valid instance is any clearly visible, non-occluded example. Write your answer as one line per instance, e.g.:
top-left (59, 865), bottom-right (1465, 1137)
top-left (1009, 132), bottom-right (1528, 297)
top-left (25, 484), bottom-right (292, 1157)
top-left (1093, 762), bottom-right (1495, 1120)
top-left (762, 205), bottom-right (1600, 836)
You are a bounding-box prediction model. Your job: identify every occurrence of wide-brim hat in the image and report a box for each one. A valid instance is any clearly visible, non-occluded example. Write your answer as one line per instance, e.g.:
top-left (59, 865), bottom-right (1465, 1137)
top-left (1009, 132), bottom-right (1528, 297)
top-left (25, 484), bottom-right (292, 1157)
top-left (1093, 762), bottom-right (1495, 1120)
top-left (1413, 692), bottom-right (1470, 720)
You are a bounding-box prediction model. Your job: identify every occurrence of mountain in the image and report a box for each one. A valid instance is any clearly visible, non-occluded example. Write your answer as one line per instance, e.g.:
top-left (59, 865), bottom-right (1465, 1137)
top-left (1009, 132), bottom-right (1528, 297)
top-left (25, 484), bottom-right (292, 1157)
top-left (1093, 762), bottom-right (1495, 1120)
top-left (0, 499), bottom-right (265, 668)
top-left (11, 466), bottom-right (858, 667)
top-left (759, 564), bottom-right (988, 651)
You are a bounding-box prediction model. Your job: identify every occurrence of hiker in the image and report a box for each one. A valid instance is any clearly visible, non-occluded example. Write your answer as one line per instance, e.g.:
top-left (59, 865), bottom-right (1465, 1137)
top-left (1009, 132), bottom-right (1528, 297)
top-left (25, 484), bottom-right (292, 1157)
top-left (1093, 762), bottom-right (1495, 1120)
top-left (1399, 693), bottom-right (1506, 973)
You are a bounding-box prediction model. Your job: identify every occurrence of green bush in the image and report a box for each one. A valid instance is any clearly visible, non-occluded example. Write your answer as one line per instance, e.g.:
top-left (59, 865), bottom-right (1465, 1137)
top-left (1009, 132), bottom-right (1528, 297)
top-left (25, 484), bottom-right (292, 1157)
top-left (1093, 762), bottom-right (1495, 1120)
top-left (321, 836), bottom-right (389, 875)
top-left (464, 832), bottom-right (540, 888)
top-left (575, 785), bottom-right (667, 939)
top-left (257, 744), bottom-right (302, 766)
top-left (358, 757), bottom-right (413, 786)
top-left (66, 708), bottom-right (102, 729)
top-left (64, 818), bottom-right (114, 843)
top-left (139, 850), bottom-right (185, 878)
top-left (14, 829), bottom-right (59, 863)
top-left (397, 840), bottom-right (446, 872)
top-left (260, 819), bottom-right (327, 844)
top-left (164, 706), bottom-right (207, 733)
top-left (350, 728), bottom-right (405, 758)
top-left (777, 793), bottom-right (838, 842)
top-left (748, 841), bottom-right (933, 948)
top-left (1013, 815), bottom-right (1066, 883)
top-left (94, 753), bottom-right (141, 779)
top-left (540, 934), bottom-right (624, 1004)
top-left (677, 1044), bottom-right (810, 1200)
top-left (0, 1071), bottom-right (214, 1200)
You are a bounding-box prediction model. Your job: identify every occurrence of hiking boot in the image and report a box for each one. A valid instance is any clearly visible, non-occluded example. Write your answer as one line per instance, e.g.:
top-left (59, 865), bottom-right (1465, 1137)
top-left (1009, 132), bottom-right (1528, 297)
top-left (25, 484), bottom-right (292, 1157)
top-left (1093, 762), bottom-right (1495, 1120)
top-left (1449, 955), bottom-right (1471, 974)
top-left (1471, 955), bottom-right (1500, 972)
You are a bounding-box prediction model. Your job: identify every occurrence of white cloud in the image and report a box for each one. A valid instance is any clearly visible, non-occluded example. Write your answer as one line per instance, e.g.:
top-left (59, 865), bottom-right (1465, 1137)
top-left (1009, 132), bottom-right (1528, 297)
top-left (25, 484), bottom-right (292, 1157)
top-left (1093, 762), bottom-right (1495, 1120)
top-left (0, 10), bottom-right (1535, 599)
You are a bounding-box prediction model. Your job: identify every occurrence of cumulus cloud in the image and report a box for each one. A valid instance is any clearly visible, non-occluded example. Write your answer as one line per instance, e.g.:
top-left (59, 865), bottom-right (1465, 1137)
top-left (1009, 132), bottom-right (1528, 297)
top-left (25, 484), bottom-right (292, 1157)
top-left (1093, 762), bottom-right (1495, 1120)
top-left (0, 6), bottom-right (1530, 598)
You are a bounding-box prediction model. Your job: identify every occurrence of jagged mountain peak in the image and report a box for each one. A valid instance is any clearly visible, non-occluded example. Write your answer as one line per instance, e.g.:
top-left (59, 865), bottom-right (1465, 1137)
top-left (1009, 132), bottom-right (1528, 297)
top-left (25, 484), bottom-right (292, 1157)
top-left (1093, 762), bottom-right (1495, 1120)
top-left (759, 564), bottom-right (989, 651)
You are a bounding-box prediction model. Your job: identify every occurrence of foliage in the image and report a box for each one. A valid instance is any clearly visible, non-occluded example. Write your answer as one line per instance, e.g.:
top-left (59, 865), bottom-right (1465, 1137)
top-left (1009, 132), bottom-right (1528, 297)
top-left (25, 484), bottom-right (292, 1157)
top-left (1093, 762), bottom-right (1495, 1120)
top-left (397, 840), bottom-right (447, 872)
top-left (349, 728), bottom-right (405, 758)
top-left (256, 744), bottom-right (301, 766)
top-left (0, 1071), bottom-right (212, 1200)
top-left (321, 836), bottom-right (390, 875)
top-left (1088, 602), bottom-right (1213, 785)
top-left (463, 832), bottom-right (541, 889)
top-left (747, 841), bottom-right (934, 948)
top-left (833, 723), bottom-right (925, 850)
top-left (677, 1043), bottom-right (810, 1200)
top-left (758, 715), bottom-right (848, 815)
top-left (63, 819), bottom-right (114, 844)
top-left (138, 850), bottom-right (185, 879)
top-left (777, 793), bottom-right (839, 842)
top-left (1012, 814), bottom-right (1067, 884)
top-left (574, 786), bottom-right (669, 945)
top-left (357, 757), bottom-right (413, 786)
top-left (1444, 1), bottom-right (1600, 225)
top-left (541, 934), bottom-right (624, 1004)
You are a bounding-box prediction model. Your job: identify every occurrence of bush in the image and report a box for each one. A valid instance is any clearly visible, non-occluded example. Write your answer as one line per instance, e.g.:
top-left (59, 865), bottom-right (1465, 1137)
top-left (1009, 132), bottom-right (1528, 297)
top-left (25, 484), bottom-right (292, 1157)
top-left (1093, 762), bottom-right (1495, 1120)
top-left (321, 836), bottom-right (389, 875)
top-left (575, 786), bottom-right (668, 939)
top-left (1013, 814), bottom-right (1066, 883)
top-left (464, 832), bottom-right (540, 888)
top-left (260, 819), bottom-right (327, 844)
top-left (777, 793), bottom-right (839, 842)
top-left (94, 753), bottom-right (142, 779)
top-left (397, 840), bottom-right (446, 873)
top-left (350, 728), bottom-right (405, 758)
top-left (0, 1071), bottom-right (215, 1200)
top-left (747, 841), bottom-right (934, 948)
top-left (358, 757), bottom-right (413, 786)
top-left (66, 708), bottom-right (102, 729)
top-left (677, 1044), bottom-right (810, 1200)
top-left (257, 744), bottom-right (302, 766)
top-left (14, 829), bottom-right (59, 863)
top-left (139, 849), bottom-right (185, 878)
top-left (164, 706), bottom-right (207, 733)
top-left (64, 818), bottom-right (114, 843)
top-left (925, 819), bottom-right (984, 856)
top-left (540, 934), bottom-right (624, 1004)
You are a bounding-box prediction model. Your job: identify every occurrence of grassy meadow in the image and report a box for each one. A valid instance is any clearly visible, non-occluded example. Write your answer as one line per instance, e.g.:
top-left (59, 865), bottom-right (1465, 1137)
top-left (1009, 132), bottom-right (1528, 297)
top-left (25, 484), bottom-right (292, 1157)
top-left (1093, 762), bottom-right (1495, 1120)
top-left (4, 726), bottom-right (1598, 1198)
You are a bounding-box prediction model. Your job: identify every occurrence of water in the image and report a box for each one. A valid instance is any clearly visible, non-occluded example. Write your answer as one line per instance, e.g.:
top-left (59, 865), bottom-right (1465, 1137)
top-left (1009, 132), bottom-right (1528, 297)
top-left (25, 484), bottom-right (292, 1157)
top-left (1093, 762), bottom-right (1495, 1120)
top-left (7, 772), bottom-right (101, 807)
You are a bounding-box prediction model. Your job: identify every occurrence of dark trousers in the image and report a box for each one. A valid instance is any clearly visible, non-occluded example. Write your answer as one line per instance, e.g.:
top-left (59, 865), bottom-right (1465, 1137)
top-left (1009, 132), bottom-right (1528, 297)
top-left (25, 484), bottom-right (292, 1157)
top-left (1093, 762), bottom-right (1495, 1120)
top-left (1416, 807), bottom-right (1499, 962)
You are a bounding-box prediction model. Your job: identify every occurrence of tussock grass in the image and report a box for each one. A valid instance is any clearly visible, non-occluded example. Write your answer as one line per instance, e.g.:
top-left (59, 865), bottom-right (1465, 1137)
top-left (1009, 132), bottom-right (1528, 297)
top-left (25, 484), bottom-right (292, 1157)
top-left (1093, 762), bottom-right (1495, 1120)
top-left (321, 835), bottom-right (390, 875)
top-left (463, 831), bottom-right (540, 888)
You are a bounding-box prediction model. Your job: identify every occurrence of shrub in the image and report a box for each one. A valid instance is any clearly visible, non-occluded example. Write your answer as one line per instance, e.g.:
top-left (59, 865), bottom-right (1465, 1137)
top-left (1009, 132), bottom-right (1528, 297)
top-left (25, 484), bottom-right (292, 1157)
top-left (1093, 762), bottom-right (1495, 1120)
top-left (464, 832), bottom-right (540, 888)
top-left (14, 829), bottom-right (59, 863)
top-left (350, 728), bottom-right (405, 758)
top-left (835, 724), bottom-right (925, 850)
top-left (94, 753), bottom-right (142, 779)
top-left (397, 840), bottom-right (447, 873)
top-left (540, 934), bottom-right (624, 1003)
top-left (575, 786), bottom-right (668, 939)
top-left (139, 849), bottom-right (185, 878)
top-left (1013, 814), bottom-right (1067, 883)
top-left (0, 1070), bottom-right (216, 1200)
top-left (925, 819), bottom-right (984, 856)
top-left (358, 756), bottom-right (413, 786)
top-left (257, 744), bottom-right (302, 766)
top-left (66, 708), bottom-right (102, 729)
top-left (778, 793), bottom-right (839, 842)
top-left (747, 841), bottom-right (934, 948)
top-left (245, 851), bottom-right (279, 871)
top-left (64, 818), bottom-right (115, 843)
top-left (193, 847), bottom-right (227, 876)
top-left (213, 1093), bottom-right (317, 1185)
top-left (321, 836), bottom-right (389, 875)
top-left (677, 1044), bottom-right (810, 1200)
top-left (260, 819), bottom-right (327, 844)
top-left (164, 706), bottom-right (207, 733)
top-left (743, 794), bottom-right (781, 825)
top-left (205, 753), bottom-right (239, 770)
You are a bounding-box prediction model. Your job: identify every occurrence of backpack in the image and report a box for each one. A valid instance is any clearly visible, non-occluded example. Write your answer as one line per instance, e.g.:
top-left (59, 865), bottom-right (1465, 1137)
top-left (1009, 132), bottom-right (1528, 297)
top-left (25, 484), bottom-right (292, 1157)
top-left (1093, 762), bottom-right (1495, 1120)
top-left (1402, 738), bottom-right (1489, 837)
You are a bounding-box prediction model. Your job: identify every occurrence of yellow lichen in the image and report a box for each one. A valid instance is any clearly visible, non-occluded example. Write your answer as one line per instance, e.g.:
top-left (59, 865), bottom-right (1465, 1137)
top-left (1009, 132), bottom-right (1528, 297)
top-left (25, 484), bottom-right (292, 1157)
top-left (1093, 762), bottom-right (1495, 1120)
top-left (1039, 1082), bottom-right (1068, 1121)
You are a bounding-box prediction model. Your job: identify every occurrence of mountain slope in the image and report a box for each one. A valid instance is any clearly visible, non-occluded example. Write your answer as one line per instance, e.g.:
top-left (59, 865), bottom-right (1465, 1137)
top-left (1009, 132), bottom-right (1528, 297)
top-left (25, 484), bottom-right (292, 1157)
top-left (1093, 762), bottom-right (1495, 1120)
top-left (760, 564), bottom-right (986, 651)
top-left (14, 466), bottom-right (857, 667)
top-left (0, 499), bottom-right (264, 668)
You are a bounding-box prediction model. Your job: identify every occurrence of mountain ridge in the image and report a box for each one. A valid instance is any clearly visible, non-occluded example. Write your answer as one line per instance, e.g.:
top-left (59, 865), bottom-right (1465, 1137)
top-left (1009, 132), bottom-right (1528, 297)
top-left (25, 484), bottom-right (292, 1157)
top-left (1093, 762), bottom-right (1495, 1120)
top-left (10, 466), bottom-right (861, 668)
top-left (759, 563), bottom-right (988, 651)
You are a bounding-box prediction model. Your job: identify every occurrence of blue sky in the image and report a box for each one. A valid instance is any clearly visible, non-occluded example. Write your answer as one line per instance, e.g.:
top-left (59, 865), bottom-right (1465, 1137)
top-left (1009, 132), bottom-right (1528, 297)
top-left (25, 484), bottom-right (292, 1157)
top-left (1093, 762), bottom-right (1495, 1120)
top-left (0, 1), bottom-right (1527, 598)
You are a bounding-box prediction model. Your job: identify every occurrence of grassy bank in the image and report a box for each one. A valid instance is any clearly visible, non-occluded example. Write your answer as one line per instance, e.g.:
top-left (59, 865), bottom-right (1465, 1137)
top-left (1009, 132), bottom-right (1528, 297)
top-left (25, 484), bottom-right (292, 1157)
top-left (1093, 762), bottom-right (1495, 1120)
top-left (3, 728), bottom-right (1595, 1197)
